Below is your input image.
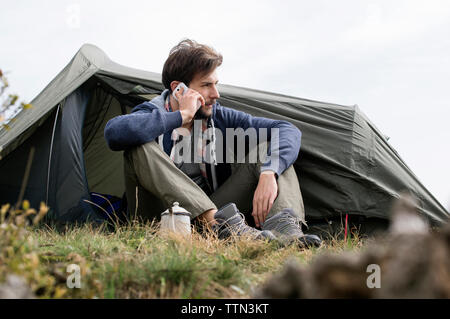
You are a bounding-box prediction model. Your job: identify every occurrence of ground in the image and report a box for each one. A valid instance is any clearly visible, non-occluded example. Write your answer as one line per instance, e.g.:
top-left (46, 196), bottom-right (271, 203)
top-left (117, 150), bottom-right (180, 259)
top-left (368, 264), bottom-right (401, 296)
top-left (0, 203), bottom-right (366, 299)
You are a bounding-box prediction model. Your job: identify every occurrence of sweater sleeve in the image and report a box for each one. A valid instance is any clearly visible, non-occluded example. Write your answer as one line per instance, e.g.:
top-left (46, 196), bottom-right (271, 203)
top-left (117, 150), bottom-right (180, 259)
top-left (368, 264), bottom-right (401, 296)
top-left (215, 105), bottom-right (302, 177)
top-left (104, 102), bottom-right (182, 151)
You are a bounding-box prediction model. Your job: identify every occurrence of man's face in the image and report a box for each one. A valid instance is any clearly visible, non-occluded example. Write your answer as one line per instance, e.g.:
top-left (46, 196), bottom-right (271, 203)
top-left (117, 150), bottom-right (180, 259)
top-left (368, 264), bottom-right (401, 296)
top-left (188, 69), bottom-right (220, 119)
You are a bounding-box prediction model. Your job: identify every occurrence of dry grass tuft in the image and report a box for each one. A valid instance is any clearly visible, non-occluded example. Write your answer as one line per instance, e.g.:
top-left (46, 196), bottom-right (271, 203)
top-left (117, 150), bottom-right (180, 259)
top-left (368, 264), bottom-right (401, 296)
top-left (1, 203), bottom-right (368, 298)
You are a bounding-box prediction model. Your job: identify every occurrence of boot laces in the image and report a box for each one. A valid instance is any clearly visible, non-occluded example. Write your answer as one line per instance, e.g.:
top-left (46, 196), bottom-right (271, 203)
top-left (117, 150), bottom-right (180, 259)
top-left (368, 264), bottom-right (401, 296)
top-left (266, 213), bottom-right (303, 236)
top-left (217, 212), bottom-right (258, 237)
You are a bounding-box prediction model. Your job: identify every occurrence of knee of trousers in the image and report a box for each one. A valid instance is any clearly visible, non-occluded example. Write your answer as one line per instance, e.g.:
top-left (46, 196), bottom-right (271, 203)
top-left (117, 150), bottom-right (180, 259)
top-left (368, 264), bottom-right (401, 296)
top-left (139, 140), bottom-right (165, 153)
top-left (131, 140), bottom-right (169, 162)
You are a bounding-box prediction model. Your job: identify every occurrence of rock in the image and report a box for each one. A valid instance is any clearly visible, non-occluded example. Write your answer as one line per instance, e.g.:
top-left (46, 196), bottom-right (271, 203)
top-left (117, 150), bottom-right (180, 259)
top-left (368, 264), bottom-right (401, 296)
top-left (254, 258), bottom-right (307, 298)
top-left (0, 274), bottom-right (35, 299)
top-left (254, 195), bottom-right (450, 299)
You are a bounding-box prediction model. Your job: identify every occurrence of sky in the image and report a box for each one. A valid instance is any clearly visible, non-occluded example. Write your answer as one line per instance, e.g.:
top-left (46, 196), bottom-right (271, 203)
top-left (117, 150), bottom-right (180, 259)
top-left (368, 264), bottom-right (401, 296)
top-left (1, 0), bottom-right (449, 210)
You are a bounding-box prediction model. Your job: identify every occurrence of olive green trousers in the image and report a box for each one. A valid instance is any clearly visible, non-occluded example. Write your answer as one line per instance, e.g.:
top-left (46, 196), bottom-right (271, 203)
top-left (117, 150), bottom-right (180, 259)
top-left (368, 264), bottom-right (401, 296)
top-left (123, 141), bottom-right (305, 225)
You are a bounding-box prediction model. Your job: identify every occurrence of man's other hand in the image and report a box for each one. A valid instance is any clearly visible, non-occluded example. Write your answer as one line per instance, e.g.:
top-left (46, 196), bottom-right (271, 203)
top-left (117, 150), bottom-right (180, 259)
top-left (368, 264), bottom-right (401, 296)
top-left (252, 171), bottom-right (278, 228)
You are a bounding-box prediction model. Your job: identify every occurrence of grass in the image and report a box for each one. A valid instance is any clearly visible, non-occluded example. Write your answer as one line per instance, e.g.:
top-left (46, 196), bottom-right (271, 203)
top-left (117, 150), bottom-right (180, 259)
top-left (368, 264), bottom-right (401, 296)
top-left (0, 201), bottom-right (367, 299)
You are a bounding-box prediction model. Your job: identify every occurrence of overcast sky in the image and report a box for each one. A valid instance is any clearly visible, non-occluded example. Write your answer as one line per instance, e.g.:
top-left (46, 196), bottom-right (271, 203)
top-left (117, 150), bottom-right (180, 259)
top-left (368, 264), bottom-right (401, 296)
top-left (1, 0), bottom-right (449, 209)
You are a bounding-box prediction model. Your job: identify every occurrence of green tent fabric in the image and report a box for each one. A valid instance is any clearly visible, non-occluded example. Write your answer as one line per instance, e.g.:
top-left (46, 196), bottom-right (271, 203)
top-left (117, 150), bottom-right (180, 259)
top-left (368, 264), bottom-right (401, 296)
top-left (0, 44), bottom-right (448, 225)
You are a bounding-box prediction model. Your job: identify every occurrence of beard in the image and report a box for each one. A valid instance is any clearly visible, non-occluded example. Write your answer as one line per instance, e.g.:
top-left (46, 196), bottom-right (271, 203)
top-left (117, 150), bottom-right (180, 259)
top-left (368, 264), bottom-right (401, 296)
top-left (194, 103), bottom-right (213, 119)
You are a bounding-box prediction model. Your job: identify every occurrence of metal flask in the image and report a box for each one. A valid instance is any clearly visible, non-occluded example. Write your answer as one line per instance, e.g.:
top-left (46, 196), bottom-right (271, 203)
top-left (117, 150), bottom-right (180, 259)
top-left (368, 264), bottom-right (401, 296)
top-left (160, 202), bottom-right (192, 237)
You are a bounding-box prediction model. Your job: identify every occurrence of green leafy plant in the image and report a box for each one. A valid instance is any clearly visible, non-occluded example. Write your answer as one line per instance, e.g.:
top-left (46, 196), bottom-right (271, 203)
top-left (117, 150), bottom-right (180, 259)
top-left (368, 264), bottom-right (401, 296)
top-left (0, 68), bottom-right (32, 130)
top-left (0, 200), bottom-right (67, 298)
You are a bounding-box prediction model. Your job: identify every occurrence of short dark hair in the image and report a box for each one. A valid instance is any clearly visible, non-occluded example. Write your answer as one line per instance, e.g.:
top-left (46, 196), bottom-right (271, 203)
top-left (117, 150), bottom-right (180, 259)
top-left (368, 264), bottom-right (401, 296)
top-left (162, 39), bottom-right (223, 91)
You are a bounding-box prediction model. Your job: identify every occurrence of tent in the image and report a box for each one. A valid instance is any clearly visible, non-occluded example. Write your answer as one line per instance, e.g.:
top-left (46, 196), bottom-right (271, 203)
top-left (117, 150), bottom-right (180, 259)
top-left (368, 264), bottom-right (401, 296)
top-left (0, 44), bottom-right (448, 227)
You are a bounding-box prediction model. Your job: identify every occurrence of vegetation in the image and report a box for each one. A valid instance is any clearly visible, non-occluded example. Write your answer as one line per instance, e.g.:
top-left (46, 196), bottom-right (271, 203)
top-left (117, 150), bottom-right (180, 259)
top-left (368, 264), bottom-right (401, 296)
top-left (0, 201), bottom-right (366, 299)
top-left (0, 68), bottom-right (32, 130)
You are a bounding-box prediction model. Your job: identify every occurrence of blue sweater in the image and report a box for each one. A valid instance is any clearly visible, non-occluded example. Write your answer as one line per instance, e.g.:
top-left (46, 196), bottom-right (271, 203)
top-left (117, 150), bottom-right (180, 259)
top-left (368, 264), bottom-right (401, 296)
top-left (104, 90), bottom-right (302, 177)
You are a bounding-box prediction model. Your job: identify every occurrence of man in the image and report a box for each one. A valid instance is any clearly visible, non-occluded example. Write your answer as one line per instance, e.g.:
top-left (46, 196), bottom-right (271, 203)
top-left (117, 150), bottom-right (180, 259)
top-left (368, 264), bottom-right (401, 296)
top-left (104, 39), bottom-right (320, 247)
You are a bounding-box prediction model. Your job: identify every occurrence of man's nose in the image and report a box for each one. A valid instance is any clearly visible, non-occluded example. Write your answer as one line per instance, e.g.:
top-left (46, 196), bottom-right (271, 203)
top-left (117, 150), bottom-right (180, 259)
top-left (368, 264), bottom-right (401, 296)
top-left (211, 85), bottom-right (220, 99)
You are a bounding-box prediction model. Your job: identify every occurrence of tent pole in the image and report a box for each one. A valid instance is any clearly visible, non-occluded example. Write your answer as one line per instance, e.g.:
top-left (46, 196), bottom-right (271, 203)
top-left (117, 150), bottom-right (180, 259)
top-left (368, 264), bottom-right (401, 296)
top-left (46, 103), bottom-right (61, 205)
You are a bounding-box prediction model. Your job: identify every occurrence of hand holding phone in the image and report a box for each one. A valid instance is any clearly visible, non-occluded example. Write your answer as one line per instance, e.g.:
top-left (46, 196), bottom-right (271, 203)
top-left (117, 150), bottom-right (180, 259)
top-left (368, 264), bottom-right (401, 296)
top-left (172, 82), bottom-right (204, 124)
top-left (172, 82), bottom-right (202, 108)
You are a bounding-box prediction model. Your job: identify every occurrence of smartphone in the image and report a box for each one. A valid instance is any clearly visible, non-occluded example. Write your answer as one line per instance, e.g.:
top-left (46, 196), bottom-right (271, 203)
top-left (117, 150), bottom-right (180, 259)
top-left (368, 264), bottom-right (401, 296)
top-left (172, 82), bottom-right (201, 108)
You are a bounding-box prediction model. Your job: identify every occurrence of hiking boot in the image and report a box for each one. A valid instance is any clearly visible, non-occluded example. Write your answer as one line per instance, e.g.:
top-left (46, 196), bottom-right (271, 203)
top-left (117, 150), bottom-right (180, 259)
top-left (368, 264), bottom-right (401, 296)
top-left (262, 208), bottom-right (322, 248)
top-left (213, 203), bottom-right (276, 241)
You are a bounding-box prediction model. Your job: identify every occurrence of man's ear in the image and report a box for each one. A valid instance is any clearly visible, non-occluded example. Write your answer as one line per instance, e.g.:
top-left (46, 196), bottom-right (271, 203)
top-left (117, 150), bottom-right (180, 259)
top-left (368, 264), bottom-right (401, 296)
top-left (170, 81), bottom-right (180, 92)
